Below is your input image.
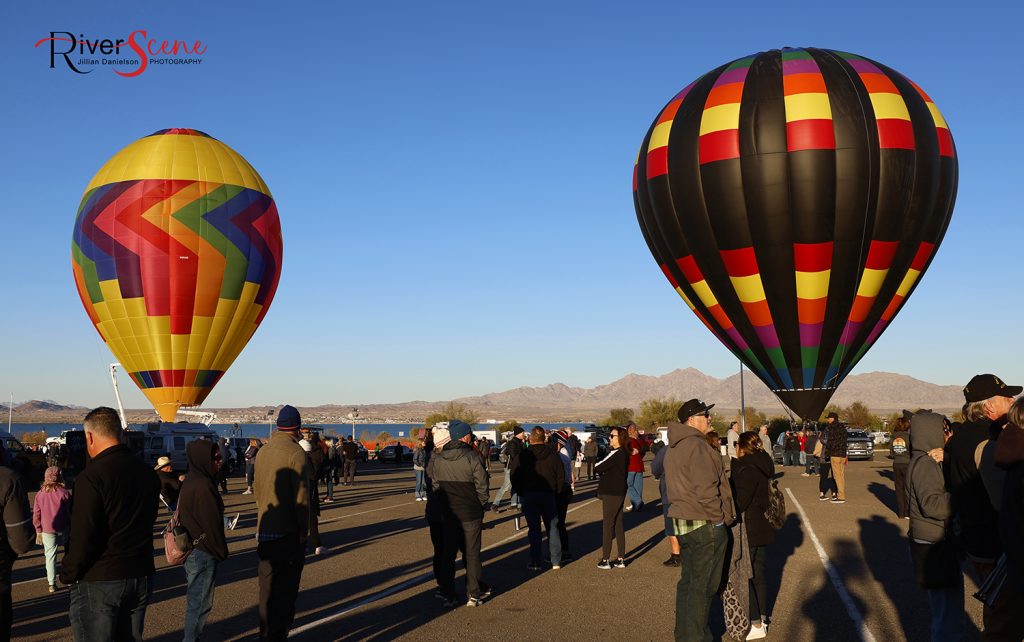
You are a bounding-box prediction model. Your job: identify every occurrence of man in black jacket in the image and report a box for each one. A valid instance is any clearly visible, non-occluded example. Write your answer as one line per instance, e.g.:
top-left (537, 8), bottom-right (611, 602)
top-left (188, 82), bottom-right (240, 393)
top-left (492, 427), bottom-right (525, 513)
top-left (823, 412), bottom-right (848, 504)
top-left (178, 440), bottom-right (228, 642)
top-left (0, 441), bottom-right (34, 641)
top-left (510, 426), bottom-right (564, 571)
top-left (948, 373), bottom-right (1021, 639)
top-left (427, 420), bottom-right (491, 607)
top-left (62, 407), bottom-right (160, 642)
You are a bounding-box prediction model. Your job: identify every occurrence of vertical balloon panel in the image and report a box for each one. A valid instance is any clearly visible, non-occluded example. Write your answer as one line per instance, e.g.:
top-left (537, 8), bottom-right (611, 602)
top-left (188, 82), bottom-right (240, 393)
top-left (72, 129), bottom-right (283, 422)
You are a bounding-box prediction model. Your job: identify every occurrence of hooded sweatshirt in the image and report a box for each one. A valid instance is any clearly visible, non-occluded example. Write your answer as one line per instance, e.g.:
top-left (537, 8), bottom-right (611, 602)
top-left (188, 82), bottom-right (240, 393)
top-left (178, 440), bottom-right (228, 560)
top-left (509, 443), bottom-right (563, 496)
top-left (945, 417), bottom-right (1001, 558)
top-left (664, 422), bottom-right (734, 524)
top-left (907, 412), bottom-right (952, 544)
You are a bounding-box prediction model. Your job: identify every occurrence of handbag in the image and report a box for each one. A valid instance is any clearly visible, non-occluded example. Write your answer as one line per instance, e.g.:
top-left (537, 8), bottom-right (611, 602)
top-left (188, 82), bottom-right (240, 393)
top-left (764, 479), bottom-right (786, 530)
top-left (163, 506), bottom-right (205, 566)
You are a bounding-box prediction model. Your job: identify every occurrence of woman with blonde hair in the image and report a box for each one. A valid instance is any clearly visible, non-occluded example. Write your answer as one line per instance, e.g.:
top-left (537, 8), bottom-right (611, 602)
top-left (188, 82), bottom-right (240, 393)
top-left (32, 466), bottom-right (72, 592)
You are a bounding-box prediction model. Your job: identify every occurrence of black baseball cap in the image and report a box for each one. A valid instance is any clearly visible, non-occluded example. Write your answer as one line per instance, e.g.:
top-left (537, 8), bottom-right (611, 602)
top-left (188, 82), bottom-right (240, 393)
top-left (677, 398), bottom-right (714, 422)
top-left (827, 412), bottom-right (839, 420)
top-left (963, 374), bottom-right (1022, 403)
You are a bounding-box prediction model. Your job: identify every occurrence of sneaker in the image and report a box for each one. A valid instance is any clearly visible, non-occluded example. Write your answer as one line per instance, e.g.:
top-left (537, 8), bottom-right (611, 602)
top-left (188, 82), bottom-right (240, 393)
top-left (466, 596), bottom-right (484, 607)
top-left (800, 473), bottom-right (810, 477)
top-left (831, 498), bottom-right (845, 504)
top-left (314, 546), bottom-right (327, 555)
top-left (613, 558), bottom-right (626, 568)
top-left (746, 621), bottom-right (767, 640)
top-left (527, 563), bottom-right (542, 571)
top-left (323, 497), bottom-right (334, 503)
top-left (442, 595), bottom-right (461, 608)
top-left (818, 494), bottom-right (829, 501)
top-left (242, 489), bottom-right (253, 495)
top-left (623, 505), bottom-right (633, 513)
top-left (597, 559), bottom-right (612, 570)
top-left (551, 564), bottom-right (561, 570)
top-left (663, 554), bottom-right (680, 567)
top-left (479, 584), bottom-right (493, 598)
top-left (48, 584), bottom-right (56, 593)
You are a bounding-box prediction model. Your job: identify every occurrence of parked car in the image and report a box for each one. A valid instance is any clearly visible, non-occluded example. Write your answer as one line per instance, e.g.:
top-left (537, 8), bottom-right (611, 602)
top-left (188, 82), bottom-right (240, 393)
top-left (354, 441), bottom-right (369, 462)
top-left (0, 430), bottom-right (46, 486)
top-left (846, 430), bottom-right (875, 461)
top-left (869, 431), bottom-right (891, 445)
top-left (377, 445), bottom-right (413, 463)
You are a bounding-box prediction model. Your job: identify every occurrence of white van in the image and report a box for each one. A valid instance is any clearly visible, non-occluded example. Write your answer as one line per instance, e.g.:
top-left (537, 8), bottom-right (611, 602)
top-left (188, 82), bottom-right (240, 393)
top-left (141, 422), bottom-right (217, 471)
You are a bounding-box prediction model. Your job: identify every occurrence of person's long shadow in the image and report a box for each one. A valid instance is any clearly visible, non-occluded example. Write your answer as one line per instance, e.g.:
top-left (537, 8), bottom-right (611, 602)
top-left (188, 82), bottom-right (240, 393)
top-left (868, 482), bottom-right (898, 517)
top-left (798, 538), bottom-right (872, 641)
top-left (765, 512), bottom-right (803, 619)
top-left (857, 515), bottom-right (981, 641)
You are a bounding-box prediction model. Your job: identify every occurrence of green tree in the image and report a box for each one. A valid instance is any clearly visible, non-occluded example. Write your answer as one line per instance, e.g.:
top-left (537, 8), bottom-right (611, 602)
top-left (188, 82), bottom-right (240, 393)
top-left (636, 397), bottom-right (681, 431)
top-left (738, 407), bottom-right (768, 432)
top-left (600, 407), bottom-right (635, 426)
top-left (767, 418), bottom-right (791, 444)
top-left (497, 420), bottom-right (520, 434)
top-left (843, 401), bottom-right (880, 429)
top-left (423, 412), bottom-right (448, 430)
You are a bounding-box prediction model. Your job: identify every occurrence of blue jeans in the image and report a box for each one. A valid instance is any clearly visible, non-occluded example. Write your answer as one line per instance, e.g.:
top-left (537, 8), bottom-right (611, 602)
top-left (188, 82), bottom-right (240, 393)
top-left (521, 492), bottom-right (561, 566)
top-left (493, 468), bottom-right (518, 508)
top-left (415, 469), bottom-right (425, 499)
top-left (675, 524), bottom-right (727, 642)
top-left (805, 455), bottom-right (819, 475)
top-left (627, 471), bottom-right (644, 509)
top-left (70, 575), bottom-right (153, 642)
top-left (927, 579), bottom-right (965, 641)
top-left (783, 451), bottom-right (797, 466)
top-left (245, 461), bottom-right (255, 488)
top-left (41, 531), bottom-right (66, 587)
top-left (325, 469), bottom-right (335, 500)
top-left (184, 548), bottom-right (218, 642)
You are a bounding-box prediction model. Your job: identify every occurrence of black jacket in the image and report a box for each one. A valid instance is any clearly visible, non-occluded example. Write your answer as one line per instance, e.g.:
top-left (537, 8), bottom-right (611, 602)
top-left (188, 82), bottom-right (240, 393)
top-left (823, 423), bottom-right (848, 458)
top-left (157, 470), bottom-right (182, 505)
top-left (595, 447), bottom-right (628, 497)
top-left (61, 444), bottom-right (159, 583)
top-left (509, 443), bottom-right (563, 495)
top-left (731, 451), bottom-right (775, 546)
top-left (427, 441), bottom-right (489, 522)
top-left (178, 440), bottom-right (228, 561)
top-left (946, 418), bottom-right (1002, 558)
top-left (0, 465), bottom-right (34, 567)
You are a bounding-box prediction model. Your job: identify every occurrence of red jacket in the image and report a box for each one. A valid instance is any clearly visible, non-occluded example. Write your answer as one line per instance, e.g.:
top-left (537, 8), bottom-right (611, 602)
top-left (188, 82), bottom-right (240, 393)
top-left (628, 438), bottom-right (645, 473)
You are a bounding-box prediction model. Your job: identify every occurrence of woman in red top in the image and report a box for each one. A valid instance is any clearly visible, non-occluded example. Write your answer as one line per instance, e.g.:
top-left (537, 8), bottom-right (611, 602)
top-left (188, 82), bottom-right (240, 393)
top-left (625, 423), bottom-right (646, 511)
top-left (797, 430), bottom-right (808, 467)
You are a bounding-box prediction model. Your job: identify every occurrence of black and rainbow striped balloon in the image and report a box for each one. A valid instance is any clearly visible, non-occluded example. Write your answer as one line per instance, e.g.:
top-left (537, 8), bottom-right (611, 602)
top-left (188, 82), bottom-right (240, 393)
top-left (633, 48), bottom-right (957, 420)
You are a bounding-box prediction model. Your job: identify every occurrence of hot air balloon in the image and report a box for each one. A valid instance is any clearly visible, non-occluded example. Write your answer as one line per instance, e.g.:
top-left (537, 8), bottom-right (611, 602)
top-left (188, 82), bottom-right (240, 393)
top-left (633, 48), bottom-right (956, 420)
top-left (71, 128), bottom-right (283, 422)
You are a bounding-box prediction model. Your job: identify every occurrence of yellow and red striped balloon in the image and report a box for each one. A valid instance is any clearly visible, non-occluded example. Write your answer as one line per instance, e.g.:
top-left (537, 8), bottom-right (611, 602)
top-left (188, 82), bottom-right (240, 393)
top-left (72, 129), bottom-right (283, 422)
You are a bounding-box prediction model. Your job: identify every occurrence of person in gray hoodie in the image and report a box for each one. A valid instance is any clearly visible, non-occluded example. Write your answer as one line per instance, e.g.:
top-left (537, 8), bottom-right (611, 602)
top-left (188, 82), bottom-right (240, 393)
top-left (907, 411), bottom-right (964, 641)
top-left (664, 398), bottom-right (734, 642)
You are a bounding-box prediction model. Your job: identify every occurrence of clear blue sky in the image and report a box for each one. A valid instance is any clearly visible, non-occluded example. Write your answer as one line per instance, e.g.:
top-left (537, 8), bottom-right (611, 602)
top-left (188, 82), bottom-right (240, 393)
top-left (2, 2), bottom-right (1021, 410)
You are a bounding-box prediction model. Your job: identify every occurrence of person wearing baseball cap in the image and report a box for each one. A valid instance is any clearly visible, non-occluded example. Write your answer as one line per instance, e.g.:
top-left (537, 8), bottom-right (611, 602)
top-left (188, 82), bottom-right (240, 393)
top-left (427, 419), bottom-right (492, 607)
top-left (947, 375), bottom-right (1022, 637)
top-left (663, 398), bottom-right (733, 641)
top-left (154, 456), bottom-right (183, 512)
top-left (253, 405), bottom-right (313, 639)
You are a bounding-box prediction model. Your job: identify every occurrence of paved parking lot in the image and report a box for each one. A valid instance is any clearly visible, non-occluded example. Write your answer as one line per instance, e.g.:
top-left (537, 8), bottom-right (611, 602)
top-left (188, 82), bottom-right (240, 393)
top-left (11, 455), bottom-right (984, 640)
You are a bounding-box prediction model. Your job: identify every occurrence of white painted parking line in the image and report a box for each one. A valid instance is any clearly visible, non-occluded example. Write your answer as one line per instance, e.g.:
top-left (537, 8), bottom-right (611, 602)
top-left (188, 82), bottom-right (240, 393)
top-left (290, 497), bottom-right (599, 634)
top-left (317, 500), bottom-right (419, 524)
top-left (785, 487), bottom-right (877, 642)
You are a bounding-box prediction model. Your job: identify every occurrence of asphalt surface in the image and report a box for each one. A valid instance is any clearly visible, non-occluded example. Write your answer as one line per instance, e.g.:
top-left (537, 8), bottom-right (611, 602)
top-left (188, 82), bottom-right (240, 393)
top-left (11, 453), bottom-right (985, 641)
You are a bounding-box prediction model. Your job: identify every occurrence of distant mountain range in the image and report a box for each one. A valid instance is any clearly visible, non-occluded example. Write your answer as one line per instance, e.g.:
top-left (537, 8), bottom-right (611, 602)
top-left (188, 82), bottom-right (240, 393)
top-left (5, 369), bottom-right (966, 424)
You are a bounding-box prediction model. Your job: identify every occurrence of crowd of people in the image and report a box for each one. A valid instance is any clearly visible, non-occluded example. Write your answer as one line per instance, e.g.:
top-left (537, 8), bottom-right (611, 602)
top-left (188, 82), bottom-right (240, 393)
top-left (2, 370), bottom-right (1024, 641)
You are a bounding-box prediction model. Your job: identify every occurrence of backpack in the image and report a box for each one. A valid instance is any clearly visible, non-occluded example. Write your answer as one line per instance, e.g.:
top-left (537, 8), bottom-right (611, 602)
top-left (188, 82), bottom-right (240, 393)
top-left (764, 478), bottom-right (786, 530)
top-left (163, 507), bottom-right (206, 566)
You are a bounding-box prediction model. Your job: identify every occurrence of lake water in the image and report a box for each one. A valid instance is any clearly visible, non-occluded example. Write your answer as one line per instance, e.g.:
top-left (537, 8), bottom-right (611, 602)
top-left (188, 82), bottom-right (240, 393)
top-left (7, 421), bottom-right (593, 441)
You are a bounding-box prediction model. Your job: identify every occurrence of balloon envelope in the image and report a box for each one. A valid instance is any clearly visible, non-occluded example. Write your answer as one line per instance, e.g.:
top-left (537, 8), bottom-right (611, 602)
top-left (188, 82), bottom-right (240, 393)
top-left (633, 48), bottom-right (957, 420)
top-left (72, 128), bottom-right (283, 422)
